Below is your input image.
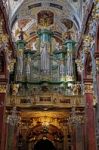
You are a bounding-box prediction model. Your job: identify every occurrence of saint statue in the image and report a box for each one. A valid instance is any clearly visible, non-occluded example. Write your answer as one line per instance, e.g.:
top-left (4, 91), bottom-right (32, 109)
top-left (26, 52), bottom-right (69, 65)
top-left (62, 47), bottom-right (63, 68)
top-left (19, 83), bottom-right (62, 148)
top-left (31, 42), bottom-right (37, 51)
top-left (55, 43), bottom-right (61, 51)
top-left (89, 20), bottom-right (97, 37)
top-left (66, 52), bottom-right (73, 76)
top-left (60, 62), bottom-right (65, 76)
top-left (40, 42), bottom-right (50, 74)
top-left (26, 58), bottom-right (31, 78)
top-left (17, 49), bottom-right (23, 77)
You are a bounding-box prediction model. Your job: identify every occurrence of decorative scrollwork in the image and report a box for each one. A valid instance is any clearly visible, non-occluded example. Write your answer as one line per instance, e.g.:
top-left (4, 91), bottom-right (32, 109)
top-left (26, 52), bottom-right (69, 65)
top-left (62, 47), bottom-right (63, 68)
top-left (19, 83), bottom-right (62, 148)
top-left (84, 83), bottom-right (93, 93)
top-left (0, 85), bottom-right (6, 93)
top-left (96, 59), bottom-right (99, 74)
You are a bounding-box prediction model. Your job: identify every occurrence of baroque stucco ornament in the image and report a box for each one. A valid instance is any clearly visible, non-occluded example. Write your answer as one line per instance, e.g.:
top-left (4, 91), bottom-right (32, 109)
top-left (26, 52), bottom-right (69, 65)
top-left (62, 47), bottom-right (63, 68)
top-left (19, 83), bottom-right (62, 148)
top-left (84, 83), bottom-right (93, 93)
top-left (96, 59), bottom-right (99, 74)
top-left (0, 85), bottom-right (6, 93)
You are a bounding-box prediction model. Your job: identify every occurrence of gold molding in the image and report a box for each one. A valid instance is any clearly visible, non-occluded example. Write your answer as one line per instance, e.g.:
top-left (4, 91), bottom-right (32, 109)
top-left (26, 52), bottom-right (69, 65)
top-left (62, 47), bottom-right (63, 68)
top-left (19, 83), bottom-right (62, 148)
top-left (0, 85), bottom-right (6, 93)
top-left (96, 59), bottom-right (99, 74)
top-left (84, 83), bottom-right (93, 93)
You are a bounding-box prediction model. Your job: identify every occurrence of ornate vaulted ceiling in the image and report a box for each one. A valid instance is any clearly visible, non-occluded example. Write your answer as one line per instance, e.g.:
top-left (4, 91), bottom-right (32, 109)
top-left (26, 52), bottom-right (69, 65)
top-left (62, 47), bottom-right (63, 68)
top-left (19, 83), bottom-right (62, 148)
top-left (4, 0), bottom-right (89, 34)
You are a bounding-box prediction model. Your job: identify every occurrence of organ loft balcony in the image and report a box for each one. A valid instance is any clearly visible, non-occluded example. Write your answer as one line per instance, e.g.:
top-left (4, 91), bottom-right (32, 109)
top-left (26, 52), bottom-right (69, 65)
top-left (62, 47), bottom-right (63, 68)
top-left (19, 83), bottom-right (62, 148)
top-left (7, 28), bottom-right (85, 110)
top-left (7, 85), bottom-right (85, 109)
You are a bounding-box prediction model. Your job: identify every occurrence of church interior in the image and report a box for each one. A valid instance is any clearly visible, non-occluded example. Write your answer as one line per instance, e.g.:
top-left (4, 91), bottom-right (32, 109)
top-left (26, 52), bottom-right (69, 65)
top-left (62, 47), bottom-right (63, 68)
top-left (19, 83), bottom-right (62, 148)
top-left (0, 0), bottom-right (99, 150)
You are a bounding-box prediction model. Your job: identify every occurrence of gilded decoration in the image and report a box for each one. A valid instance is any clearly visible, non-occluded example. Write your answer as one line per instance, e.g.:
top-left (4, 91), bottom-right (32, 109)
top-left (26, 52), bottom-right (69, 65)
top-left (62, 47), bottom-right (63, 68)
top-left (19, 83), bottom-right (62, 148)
top-left (93, 94), bottom-right (97, 106)
top-left (75, 59), bottom-right (84, 72)
top-left (0, 84), bottom-right (6, 93)
top-left (7, 94), bottom-right (84, 108)
top-left (37, 10), bottom-right (54, 27)
top-left (8, 59), bottom-right (16, 72)
top-left (96, 59), bottom-right (99, 74)
top-left (20, 111), bottom-right (70, 129)
top-left (12, 84), bottom-right (20, 96)
top-left (83, 35), bottom-right (92, 54)
top-left (0, 34), bottom-right (9, 48)
top-left (84, 83), bottom-right (93, 93)
top-left (0, 32), bottom-right (15, 73)
top-left (93, 0), bottom-right (99, 19)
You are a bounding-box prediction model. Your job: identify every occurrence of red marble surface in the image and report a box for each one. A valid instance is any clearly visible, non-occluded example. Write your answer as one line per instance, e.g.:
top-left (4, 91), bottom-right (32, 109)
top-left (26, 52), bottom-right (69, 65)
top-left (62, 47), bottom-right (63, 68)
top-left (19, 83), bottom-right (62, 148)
top-left (0, 93), bottom-right (6, 150)
top-left (85, 93), bottom-right (96, 150)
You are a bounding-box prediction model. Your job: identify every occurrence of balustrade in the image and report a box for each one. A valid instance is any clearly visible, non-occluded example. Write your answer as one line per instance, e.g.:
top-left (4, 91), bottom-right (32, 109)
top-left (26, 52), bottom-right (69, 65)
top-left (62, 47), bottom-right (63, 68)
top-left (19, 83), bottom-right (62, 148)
top-left (7, 95), bottom-right (85, 108)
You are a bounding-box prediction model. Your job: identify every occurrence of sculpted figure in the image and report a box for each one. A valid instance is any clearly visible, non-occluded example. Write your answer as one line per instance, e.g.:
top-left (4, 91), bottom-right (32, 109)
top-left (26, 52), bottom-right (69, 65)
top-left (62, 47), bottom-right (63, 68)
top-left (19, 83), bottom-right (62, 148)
top-left (32, 42), bottom-right (37, 51)
top-left (17, 49), bottom-right (23, 76)
top-left (40, 42), bottom-right (50, 73)
top-left (73, 84), bottom-right (81, 95)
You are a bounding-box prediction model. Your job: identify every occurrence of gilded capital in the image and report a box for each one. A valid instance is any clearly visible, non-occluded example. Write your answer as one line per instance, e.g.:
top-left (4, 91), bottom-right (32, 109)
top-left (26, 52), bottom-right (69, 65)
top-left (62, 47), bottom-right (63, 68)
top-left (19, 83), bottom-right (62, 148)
top-left (93, 95), bottom-right (97, 106)
top-left (96, 59), bottom-right (99, 74)
top-left (0, 85), bottom-right (7, 93)
top-left (84, 83), bottom-right (93, 93)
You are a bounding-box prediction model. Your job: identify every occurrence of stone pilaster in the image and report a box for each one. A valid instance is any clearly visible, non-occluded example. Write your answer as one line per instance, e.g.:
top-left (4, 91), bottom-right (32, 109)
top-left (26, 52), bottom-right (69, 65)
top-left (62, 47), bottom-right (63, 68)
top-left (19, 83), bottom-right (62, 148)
top-left (95, 53), bottom-right (99, 149)
top-left (84, 80), bottom-right (96, 150)
top-left (63, 126), bottom-right (67, 150)
top-left (72, 125), bottom-right (76, 150)
top-left (76, 123), bottom-right (84, 150)
top-left (0, 84), bottom-right (7, 150)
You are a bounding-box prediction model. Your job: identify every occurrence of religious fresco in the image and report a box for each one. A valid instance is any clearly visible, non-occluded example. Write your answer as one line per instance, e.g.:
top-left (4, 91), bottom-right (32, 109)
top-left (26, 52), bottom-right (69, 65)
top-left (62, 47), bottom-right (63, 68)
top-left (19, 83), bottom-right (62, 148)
top-left (37, 10), bottom-right (54, 27)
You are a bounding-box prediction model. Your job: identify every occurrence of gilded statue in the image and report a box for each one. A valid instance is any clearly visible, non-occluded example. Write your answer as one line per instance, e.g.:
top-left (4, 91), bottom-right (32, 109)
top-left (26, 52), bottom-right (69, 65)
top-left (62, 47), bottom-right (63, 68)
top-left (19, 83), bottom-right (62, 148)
top-left (12, 84), bottom-right (19, 95)
top-left (73, 84), bottom-right (81, 95)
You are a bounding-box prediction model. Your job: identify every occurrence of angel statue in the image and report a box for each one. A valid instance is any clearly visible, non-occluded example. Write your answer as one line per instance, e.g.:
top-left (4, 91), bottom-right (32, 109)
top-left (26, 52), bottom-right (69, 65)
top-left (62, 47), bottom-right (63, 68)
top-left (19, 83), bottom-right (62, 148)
top-left (60, 61), bottom-right (65, 76)
top-left (17, 49), bottom-right (24, 77)
top-left (66, 52), bottom-right (73, 76)
top-left (55, 42), bottom-right (62, 51)
top-left (31, 41), bottom-right (37, 51)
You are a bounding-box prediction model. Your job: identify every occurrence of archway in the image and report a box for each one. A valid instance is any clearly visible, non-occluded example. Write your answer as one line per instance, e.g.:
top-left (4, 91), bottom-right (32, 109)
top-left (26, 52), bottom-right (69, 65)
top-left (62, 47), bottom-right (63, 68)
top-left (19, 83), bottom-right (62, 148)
top-left (34, 139), bottom-right (56, 150)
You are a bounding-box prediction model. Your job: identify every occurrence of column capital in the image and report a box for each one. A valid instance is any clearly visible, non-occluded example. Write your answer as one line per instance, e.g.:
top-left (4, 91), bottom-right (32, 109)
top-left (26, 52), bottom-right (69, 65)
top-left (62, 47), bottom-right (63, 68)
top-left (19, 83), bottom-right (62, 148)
top-left (96, 58), bottom-right (99, 74)
top-left (0, 84), bottom-right (7, 93)
top-left (84, 82), bottom-right (93, 94)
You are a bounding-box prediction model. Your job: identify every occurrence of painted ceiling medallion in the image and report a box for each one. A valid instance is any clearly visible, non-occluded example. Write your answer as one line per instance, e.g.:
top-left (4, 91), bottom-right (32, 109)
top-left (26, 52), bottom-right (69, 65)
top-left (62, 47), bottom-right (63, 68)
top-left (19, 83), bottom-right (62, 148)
top-left (37, 10), bottom-right (54, 27)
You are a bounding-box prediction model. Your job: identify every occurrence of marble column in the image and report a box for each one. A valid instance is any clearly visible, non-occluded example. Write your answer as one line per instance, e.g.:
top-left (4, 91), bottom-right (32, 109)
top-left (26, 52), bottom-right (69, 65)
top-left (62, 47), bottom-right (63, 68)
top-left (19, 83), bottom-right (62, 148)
top-left (84, 80), bottom-right (96, 150)
top-left (72, 125), bottom-right (76, 150)
top-left (13, 126), bottom-right (18, 150)
top-left (0, 85), bottom-right (7, 150)
top-left (95, 53), bottom-right (99, 102)
top-left (82, 123), bottom-right (88, 150)
top-left (95, 52), bottom-right (99, 149)
top-left (76, 123), bottom-right (84, 150)
top-left (63, 126), bottom-right (67, 150)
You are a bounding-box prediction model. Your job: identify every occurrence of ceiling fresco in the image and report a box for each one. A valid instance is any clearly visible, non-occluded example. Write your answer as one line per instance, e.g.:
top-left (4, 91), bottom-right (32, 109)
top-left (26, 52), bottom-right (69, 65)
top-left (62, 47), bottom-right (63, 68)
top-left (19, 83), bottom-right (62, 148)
top-left (3, 0), bottom-right (89, 30)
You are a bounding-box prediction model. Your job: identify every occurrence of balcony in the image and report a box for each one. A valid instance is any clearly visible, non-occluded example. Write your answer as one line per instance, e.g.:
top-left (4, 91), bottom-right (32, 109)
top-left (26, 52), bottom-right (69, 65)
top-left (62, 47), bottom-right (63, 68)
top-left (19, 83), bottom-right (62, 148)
top-left (6, 94), bottom-right (85, 109)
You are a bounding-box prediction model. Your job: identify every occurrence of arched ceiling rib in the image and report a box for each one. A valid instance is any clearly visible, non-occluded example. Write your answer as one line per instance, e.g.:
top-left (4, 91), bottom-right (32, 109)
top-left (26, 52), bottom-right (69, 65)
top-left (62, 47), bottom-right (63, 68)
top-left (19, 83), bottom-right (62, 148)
top-left (7, 0), bottom-right (82, 30)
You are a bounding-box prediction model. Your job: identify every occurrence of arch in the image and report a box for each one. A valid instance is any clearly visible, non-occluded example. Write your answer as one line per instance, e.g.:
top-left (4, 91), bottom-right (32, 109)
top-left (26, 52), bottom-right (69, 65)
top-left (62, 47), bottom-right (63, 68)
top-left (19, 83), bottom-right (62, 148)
top-left (10, 0), bottom-right (81, 30)
top-left (26, 124), bottom-right (64, 150)
top-left (27, 124), bottom-right (64, 140)
top-left (34, 139), bottom-right (56, 150)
